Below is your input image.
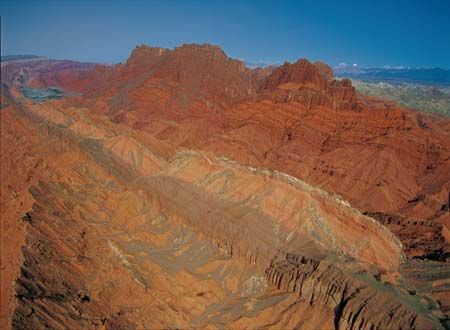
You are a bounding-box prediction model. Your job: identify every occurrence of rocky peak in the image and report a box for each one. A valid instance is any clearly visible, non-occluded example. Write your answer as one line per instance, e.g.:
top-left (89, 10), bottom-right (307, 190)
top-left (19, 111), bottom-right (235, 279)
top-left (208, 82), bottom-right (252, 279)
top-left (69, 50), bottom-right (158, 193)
top-left (260, 58), bottom-right (327, 91)
top-left (314, 61), bottom-right (334, 80)
top-left (258, 58), bottom-right (358, 110)
top-left (168, 43), bottom-right (247, 74)
top-left (128, 44), bottom-right (168, 58)
top-left (125, 44), bottom-right (168, 70)
top-left (327, 78), bottom-right (357, 104)
top-left (173, 43), bottom-right (228, 60)
top-left (118, 43), bottom-right (255, 112)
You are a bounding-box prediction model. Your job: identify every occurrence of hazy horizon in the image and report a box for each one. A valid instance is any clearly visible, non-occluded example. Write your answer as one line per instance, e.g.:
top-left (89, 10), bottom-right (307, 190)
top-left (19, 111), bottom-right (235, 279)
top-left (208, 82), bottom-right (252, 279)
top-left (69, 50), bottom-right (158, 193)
top-left (2, 47), bottom-right (450, 71)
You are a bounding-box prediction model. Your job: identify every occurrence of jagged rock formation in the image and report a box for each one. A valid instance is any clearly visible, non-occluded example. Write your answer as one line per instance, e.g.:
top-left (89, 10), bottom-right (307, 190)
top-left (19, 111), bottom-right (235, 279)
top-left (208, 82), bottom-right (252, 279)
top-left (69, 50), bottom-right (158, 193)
top-left (365, 211), bottom-right (450, 261)
top-left (2, 43), bottom-right (450, 329)
top-left (32, 46), bottom-right (449, 259)
top-left (265, 254), bottom-right (435, 329)
top-left (314, 60), bottom-right (334, 81)
top-left (260, 59), bottom-right (329, 90)
top-left (259, 59), bottom-right (358, 110)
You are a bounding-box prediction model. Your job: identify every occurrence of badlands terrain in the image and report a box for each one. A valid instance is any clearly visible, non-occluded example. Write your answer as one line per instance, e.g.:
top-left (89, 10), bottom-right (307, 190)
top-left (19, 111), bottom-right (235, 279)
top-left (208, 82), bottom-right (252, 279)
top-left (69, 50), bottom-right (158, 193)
top-left (1, 44), bottom-right (450, 329)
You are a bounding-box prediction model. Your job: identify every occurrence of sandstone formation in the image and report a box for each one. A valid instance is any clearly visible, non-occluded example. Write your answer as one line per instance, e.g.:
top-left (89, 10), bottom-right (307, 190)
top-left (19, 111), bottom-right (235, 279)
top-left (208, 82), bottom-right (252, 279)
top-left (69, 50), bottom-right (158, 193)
top-left (265, 254), bottom-right (433, 329)
top-left (1, 44), bottom-right (449, 329)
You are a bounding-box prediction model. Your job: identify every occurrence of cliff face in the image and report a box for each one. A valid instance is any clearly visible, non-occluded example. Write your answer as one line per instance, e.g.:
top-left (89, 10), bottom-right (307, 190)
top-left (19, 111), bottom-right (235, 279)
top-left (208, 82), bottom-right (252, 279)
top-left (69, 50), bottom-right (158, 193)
top-left (314, 60), bottom-right (334, 80)
top-left (260, 59), bottom-right (328, 91)
top-left (30, 44), bottom-right (259, 116)
top-left (2, 43), bottom-right (450, 329)
top-left (259, 59), bottom-right (358, 111)
top-left (265, 254), bottom-right (434, 330)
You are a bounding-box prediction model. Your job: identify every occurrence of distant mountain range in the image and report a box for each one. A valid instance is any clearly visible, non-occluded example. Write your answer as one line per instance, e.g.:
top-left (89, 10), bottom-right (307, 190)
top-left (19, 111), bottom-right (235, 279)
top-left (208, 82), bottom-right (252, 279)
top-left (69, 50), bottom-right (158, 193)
top-left (1, 54), bottom-right (95, 88)
top-left (1, 54), bottom-right (43, 62)
top-left (5, 54), bottom-right (449, 87)
top-left (352, 80), bottom-right (450, 117)
top-left (332, 64), bottom-right (450, 116)
top-left (334, 64), bottom-right (450, 86)
top-left (3, 53), bottom-right (449, 117)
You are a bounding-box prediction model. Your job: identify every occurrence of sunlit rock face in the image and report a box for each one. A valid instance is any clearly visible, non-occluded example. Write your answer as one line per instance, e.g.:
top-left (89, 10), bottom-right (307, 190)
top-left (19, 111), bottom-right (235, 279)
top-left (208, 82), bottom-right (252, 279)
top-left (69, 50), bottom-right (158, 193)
top-left (1, 44), bottom-right (449, 329)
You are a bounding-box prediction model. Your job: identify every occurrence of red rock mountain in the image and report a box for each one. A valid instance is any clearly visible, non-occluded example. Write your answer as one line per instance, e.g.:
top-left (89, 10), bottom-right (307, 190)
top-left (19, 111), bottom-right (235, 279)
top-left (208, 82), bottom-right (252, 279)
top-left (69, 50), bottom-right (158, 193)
top-left (1, 44), bottom-right (449, 329)
top-left (36, 43), bottom-right (448, 258)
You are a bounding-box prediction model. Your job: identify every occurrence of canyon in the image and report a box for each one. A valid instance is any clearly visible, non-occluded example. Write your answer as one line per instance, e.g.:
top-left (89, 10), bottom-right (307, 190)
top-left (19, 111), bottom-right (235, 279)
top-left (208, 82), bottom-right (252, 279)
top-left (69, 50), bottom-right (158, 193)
top-left (1, 44), bottom-right (449, 329)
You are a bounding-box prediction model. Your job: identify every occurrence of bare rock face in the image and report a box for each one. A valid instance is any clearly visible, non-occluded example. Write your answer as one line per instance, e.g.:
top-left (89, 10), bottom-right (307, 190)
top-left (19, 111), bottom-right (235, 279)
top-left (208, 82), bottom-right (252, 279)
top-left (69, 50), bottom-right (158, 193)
top-left (2, 97), bottom-right (447, 329)
top-left (125, 44), bottom-right (168, 71)
top-left (314, 60), bottom-right (334, 80)
top-left (97, 43), bottom-right (258, 115)
top-left (365, 211), bottom-right (450, 261)
top-left (260, 59), bottom-right (328, 91)
top-left (265, 254), bottom-right (436, 330)
top-left (13, 182), bottom-right (119, 330)
top-left (327, 78), bottom-right (357, 104)
top-left (259, 58), bottom-right (358, 110)
top-left (2, 43), bottom-right (450, 329)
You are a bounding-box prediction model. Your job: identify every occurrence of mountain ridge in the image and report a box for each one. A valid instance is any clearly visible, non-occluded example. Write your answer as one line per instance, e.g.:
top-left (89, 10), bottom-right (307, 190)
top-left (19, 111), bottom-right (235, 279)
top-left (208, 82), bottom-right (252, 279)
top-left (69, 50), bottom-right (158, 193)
top-left (1, 42), bottom-right (449, 329)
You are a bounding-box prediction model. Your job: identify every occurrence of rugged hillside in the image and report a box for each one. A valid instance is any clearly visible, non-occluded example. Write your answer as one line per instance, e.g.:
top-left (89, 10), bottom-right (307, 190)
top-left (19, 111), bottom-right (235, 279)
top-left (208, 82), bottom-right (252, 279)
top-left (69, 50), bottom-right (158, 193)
top-left (39, 43), bottom-right (449, 261)
top-left (1, 57), bottom-right (95, 89)
top-left (2, 98), bottom-right (447, 329)
top-left (1, 43), bottom-right (450, 329)
top-left (30, 44), bottom-right (261, 115)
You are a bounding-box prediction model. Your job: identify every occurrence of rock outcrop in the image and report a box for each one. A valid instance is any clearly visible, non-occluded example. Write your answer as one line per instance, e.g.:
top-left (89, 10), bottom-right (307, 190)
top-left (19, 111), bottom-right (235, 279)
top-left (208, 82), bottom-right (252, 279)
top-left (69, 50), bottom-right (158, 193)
top-left (314, 60), bottom-right (334, 80)
top-left (260, 59), bottom-right (328, 91)
top-left (265, 254), bottom-right (437, 330)
top-left (259, 58), bottom-right (358, 110)
top-left (2, 43), bottom-right (449, 329)
top-left (15, 42), bottom-right (449, 263)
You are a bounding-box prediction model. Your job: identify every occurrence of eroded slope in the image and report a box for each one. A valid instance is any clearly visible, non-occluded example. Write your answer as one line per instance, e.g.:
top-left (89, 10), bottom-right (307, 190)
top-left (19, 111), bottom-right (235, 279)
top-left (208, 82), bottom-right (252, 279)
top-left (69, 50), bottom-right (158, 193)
top-left (1, 97), bottom-right (448, 329)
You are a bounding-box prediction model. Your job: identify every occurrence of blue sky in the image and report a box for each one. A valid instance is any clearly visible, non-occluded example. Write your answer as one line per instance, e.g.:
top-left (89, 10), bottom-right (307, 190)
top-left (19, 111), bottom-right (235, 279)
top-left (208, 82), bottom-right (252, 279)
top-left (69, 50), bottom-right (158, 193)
top-left (1, 0), bottom-right (450, 68)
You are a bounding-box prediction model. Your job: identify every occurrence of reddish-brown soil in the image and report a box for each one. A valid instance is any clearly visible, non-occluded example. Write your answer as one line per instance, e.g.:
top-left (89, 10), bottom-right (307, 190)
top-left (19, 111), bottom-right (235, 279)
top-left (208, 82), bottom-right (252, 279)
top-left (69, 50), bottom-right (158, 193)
top-left (35, 44), bottom-right (449, 260)
top-left (1, 44), bottom-right (449, 329)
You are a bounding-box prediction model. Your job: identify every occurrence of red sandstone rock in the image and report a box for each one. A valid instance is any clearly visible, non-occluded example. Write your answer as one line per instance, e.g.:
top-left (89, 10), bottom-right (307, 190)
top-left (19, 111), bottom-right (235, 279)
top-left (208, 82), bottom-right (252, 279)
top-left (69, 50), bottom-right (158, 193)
top-left (2, 43), bottom-right (449, 329)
